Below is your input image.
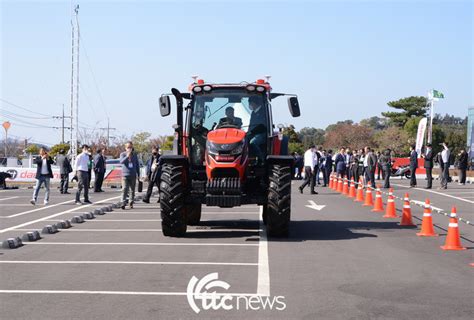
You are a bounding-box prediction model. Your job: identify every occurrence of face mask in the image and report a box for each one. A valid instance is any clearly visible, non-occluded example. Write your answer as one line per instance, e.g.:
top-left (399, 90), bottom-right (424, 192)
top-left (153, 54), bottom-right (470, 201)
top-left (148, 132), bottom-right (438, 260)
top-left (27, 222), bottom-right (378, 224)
top-left (152, 152), bottom-right (158, 156)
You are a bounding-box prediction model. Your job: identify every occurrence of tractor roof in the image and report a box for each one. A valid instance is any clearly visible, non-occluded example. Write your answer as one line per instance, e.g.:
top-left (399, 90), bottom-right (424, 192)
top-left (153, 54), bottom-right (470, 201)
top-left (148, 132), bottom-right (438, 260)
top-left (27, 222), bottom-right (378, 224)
top-left (188, 79), bottom-right (272, 93)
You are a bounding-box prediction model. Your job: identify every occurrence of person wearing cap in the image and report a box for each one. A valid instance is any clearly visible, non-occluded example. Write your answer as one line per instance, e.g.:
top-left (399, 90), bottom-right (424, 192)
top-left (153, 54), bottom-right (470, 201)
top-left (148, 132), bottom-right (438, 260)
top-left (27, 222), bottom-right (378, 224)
top-left (299, 145), bottom-right (317, 194)
top-left (143, 145), bottom-right (162, 203)
top-left (422, 143), bottom-right (434, 189)
top-left (247, 96), bottom-right (267, 165)
top-left (55, 148), bottom-right (72, 194)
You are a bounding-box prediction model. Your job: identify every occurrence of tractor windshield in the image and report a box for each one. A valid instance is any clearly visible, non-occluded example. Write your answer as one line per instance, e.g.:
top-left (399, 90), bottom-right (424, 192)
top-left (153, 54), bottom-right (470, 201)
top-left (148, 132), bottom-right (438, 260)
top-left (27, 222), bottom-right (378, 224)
top-left (189, 88), bottom-right (268, 166)
top-left (191, 89), bottom-right (266, 133)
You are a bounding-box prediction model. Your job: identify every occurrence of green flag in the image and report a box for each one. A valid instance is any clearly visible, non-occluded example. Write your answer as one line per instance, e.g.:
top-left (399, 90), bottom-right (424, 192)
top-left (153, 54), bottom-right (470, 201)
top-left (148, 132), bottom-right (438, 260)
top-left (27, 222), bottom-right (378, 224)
top-left (432, 89), bottom-right (444, 99)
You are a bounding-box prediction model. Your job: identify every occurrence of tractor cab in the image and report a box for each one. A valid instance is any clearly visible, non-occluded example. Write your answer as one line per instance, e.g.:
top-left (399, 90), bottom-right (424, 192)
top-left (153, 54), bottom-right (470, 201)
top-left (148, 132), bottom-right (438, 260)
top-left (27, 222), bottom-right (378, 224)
top-left (158, 78), bottom-right (301, 237)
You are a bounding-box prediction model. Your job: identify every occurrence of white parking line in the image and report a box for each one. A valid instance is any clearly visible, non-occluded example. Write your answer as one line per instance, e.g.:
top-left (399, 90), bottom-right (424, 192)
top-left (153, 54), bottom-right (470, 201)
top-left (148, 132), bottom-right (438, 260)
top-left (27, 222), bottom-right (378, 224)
top-left (14, 228), bottom-right (261, 232)
top-left (0, 260), bottom-right (258, 266)
top-left (391, 183), bottom-right (474, 204)
top-left (0, 290), bottom-right (262, 297)
top-left (0, 196), bottom-right (121, 233)
top-left (0, 196), bottom-right (19, 201)
top-left (5, 199), bottom-right (75, 218)
top-left (257, 206), bottom-right (270, 297)
top-left (26, 242), bottom-right (259, 247)
top-left (42, 219), bottom-right (162, 222)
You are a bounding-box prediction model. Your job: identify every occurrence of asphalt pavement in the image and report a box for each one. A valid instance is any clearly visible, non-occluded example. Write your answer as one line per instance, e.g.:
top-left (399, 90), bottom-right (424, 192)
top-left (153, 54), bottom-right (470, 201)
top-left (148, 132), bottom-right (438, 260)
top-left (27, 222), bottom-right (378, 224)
top-left (0, 178), bottom-right (473, 320)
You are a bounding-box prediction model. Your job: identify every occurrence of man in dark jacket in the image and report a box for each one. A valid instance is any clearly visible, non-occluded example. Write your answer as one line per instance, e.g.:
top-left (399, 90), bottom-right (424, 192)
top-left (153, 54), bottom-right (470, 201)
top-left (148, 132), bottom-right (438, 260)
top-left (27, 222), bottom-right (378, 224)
top-left (364, 147), bottom-right (377, 187)
top-left (30, 148), bottom-right (54, 205)
top-left (458, 149), bottom-right (468, 185)
top-left (120, 142), bottom-right (141, 209)
top-left (379, 149), bottom-right (392, 188)
top-left (422, 143), bottom-right (434, 189)
top-left (409, 145), bottom-right (418, 187)
top-left (143, 146), bottom-right (162, 203)
top-left (55, 149), bottom-right (72, 194)
top-left (93, 148), bottom-right (106, 192)
top-left (247, 96), bottom-right (267, 165)
top-left (324, 150), bottom-right (333, 186)
top-left (335, 148), bottom-right (346, 179)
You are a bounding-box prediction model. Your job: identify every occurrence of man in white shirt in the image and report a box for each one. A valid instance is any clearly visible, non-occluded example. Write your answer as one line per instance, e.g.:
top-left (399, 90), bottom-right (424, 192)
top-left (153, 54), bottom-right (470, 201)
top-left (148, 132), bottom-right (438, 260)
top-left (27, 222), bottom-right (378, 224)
top-left (439, 143), bottom-right (450, 189)
top-left (75, 144), bottom-right (92, 204)
top-left (299, 145), bottom-right (317, 195)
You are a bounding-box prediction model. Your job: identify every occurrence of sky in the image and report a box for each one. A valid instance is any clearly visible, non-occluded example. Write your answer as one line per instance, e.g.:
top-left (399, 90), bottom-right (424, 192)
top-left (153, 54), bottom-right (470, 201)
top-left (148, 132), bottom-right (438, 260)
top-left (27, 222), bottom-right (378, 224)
top-left (1, 0), bottom-right (473, 146)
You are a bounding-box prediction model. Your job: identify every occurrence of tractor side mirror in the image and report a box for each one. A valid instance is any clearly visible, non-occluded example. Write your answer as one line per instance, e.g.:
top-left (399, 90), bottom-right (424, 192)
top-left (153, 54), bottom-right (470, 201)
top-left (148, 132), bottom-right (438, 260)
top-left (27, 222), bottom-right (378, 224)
top-left (159, 95), bottom-right (171, 117)
top-left (288, 97), bottom-right (301, 117)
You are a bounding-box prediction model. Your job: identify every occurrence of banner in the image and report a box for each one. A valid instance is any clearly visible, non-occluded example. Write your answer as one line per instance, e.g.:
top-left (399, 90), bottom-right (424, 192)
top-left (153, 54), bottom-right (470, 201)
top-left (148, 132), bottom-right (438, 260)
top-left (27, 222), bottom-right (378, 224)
top-left (415, 117), bottom-right (428, 157)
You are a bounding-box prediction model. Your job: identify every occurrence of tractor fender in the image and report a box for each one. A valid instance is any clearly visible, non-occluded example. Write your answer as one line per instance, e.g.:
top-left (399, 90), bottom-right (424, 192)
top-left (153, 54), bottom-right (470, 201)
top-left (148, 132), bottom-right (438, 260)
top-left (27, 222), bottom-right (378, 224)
top-left (266, 155), bottom-right (294, 168)
top-left (160, 155), bottom-right (189, 166)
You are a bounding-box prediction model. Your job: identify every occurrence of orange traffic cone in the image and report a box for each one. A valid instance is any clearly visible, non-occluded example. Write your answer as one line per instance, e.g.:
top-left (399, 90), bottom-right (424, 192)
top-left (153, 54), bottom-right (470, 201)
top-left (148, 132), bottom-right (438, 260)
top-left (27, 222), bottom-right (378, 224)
top-left (328, 175), bottom-right (334, 189)
top-left (354, 178), bottom-right (364, 202)
top-left (337, 177), bottom-right (343, 193)
top-left (342, 178), bottom-right (349, 195)
top-left (440, 207), bottom-right (466, 250)
top-left (416, 199), bottom-right (438, 237)
top-left (400, 193), bottom-right (415, 226)
top-left (362, 183), bottom-right (374, 207)
top-left (348, 179), bottom-right (356, 198)
top-left (383, 188), bottom-right (397, 218)
top-left (372, 186), bottom-right (384, 212)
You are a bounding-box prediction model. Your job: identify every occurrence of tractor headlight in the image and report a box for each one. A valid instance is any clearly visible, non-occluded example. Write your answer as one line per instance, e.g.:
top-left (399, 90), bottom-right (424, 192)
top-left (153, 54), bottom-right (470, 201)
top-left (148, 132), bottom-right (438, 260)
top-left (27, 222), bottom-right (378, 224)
top-left (207, 141), bottom-right (219, 155)
top-left (229, 142), bottom-right (244, 155)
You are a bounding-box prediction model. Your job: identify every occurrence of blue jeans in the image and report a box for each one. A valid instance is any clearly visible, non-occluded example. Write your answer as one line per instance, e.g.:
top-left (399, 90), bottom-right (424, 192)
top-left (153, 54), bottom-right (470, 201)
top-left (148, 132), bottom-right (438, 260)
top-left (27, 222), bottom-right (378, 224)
top-left (32, 175), bottom-right (50, 202)
top-left (248, 133), bottom-right (266, 163)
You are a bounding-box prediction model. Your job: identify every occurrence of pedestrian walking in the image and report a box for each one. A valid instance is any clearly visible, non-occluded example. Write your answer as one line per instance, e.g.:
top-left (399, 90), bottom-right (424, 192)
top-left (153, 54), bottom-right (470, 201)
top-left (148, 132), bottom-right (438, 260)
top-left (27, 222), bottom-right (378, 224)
top-left (120, 141), bottom-right (141, 209)
top-left (315, 147), bottom-right (323, 185)
top-left (299, 145), bottom-right (317, 194)
top-left (75, 144), bottom-right (92, 204)
top-left (30, 148), bottom-right (54, 205)
top-left (439, 143), bottom-right (450, 189)
top-left (409, 145), bottom-right (418, 188)
top-left (312, 147), bottom-right (320, 187)
top-left (93, 148), bottom-right (106, 192)
top-left (324, 150), bottom-right (333, 187)
top-left (55, 149), bottom-right (72, 194)
top-left (422, 143), bottom-right (433, 189)
top-left (457, 149), bottom-right (468, 185)
top-left (379, 149), bottom-right (391, 188)
top-left (143, 145), bottom-right (162, 203)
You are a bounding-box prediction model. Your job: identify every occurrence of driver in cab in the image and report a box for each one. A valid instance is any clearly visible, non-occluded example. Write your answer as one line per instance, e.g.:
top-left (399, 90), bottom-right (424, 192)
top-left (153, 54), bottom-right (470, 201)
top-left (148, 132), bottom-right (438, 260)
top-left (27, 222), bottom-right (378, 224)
top-left (217, 107), bottom-right (243, 129)
top-left (247, 96), bottom-right (267, 165)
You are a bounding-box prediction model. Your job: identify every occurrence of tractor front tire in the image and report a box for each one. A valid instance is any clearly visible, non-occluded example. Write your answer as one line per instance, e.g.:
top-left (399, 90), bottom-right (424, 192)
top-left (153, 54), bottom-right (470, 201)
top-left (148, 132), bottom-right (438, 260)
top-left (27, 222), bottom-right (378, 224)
top-left (266, 164), bottom-right (291, 237)
top-left (160, 163), bottom-right (187, 237)
top-left (185, 204), bottom-right (202, 226)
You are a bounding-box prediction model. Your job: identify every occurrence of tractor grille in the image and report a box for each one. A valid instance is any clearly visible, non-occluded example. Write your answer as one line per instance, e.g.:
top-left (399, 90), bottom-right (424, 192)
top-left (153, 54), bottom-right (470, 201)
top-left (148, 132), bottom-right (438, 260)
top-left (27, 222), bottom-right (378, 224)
top-left (211, 168), bottom-right (239, 178)
top-left (206, 178), bottom-right (241, 195)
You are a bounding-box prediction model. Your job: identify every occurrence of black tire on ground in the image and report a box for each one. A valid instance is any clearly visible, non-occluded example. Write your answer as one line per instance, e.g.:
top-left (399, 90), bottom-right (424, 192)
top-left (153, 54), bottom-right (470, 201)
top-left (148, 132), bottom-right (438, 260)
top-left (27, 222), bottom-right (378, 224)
top-left (160, 163), bottom-right (187, 237)
top-left (266, 164), bottom-right (291, 237)
top-left (185, 204), bottom-right (202, 225)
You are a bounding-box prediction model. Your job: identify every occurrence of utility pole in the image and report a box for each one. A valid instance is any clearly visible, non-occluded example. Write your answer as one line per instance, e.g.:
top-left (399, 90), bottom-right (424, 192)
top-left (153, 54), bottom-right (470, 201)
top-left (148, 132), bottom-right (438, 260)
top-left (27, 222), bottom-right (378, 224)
top-left (99, 117), bottom-right (116, 148)
top-left (53, 104), bottom-right (72, 143)
top-left (70, 4), bottom-right (80, 166)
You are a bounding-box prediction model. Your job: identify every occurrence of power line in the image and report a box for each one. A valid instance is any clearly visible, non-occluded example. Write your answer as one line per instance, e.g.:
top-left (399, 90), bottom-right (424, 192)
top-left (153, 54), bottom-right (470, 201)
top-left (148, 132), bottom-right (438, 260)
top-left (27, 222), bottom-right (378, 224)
top-left (0, 108), bottom-right (52, 120)
top-left (0, 98), bottom-right (53, 117)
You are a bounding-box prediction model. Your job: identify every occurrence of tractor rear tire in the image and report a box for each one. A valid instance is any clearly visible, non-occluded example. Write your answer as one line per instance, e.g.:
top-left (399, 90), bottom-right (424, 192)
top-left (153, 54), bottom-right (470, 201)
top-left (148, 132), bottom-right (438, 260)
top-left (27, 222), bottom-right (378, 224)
top-left (185, 204), bottom-right (202, 226)
top-left (266, 164), bottom-right (291, 237)
top-left (160, 163), bottom-right (187, 237)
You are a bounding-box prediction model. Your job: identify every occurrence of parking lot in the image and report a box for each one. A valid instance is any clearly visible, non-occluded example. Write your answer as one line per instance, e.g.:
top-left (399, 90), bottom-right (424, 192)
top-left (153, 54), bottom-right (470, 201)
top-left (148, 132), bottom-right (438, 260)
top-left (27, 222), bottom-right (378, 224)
top-left (0, 179), bottom-right (473, 319)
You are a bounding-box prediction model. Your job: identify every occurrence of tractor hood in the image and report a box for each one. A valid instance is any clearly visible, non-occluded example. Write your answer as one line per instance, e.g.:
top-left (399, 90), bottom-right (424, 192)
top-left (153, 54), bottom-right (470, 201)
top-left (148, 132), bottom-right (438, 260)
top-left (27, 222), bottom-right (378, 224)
top-left (207, 128), bottom-right (246, 144)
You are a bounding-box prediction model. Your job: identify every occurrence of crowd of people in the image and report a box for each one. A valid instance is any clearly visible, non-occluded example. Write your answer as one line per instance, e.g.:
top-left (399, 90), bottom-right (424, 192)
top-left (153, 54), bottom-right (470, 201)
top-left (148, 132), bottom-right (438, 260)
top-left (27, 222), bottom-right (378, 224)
top-left (29, 142), bottom-right (163, 209)
top-left (295, 143), bottom-right (470, 195)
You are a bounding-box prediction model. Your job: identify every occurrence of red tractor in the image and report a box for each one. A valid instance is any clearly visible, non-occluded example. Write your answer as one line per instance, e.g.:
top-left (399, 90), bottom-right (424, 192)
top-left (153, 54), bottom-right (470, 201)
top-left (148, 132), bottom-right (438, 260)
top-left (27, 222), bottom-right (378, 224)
top-left (158, 78), bottom-right (300, 237)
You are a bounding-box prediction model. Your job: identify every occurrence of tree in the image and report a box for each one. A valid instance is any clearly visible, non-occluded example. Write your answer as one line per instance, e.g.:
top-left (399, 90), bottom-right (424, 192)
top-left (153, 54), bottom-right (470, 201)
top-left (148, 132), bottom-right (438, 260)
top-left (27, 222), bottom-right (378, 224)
top-left (282, 125), bottom-right (300, 143)
top-left (324, 124), bottom-right (374, 150)
top-left (382, 96), bottom-right (428, 127)
top-left (325, 120), bottom-right (354, 133)
top-left (373, 126), bottom-right (410, 156)
top-left (298, 127), bottom-right (325, 148)
top-left (25, 144), bottom-right (40, 155)
top-left (359, 116), bottom-right (389, 131)
top-left (288, 142), bottom-right (305, 155)
top-left (161, 136), bottom-right (174, 151)
top-left (49, 143), bottom-right (70, 157)
top-left (131, 132), bottom-right (152, 159)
